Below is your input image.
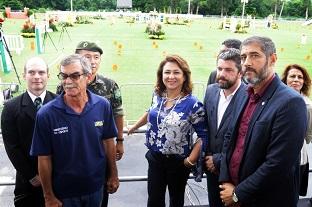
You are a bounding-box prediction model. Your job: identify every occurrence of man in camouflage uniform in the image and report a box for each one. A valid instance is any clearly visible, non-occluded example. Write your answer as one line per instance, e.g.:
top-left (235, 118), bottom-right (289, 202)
top-left (56, 41), bottom-right (124, 207)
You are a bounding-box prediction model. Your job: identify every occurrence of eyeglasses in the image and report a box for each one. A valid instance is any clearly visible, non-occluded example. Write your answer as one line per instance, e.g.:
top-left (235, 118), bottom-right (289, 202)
top-left (57, 72), bottom-right (86, 81)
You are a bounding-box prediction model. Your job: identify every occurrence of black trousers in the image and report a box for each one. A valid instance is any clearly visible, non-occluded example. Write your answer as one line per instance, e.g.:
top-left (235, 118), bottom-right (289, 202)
top-left (145, 150), bottom-right (190, 207)
top-left (299, 162), bottom-right (309, 196)
top-left (206, 172), bottom-right (224, 207)
top-left (14, 186), bottom-right (45, 207)
top-left (101, 188), bottom-right (108, 207)
top-left (101, 167), bottom-right (109, 207)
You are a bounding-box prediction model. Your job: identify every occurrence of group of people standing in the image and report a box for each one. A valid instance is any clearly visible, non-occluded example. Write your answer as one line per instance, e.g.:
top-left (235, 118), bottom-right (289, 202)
top-left (1, 42), bottom-right (123, 207)
top-left (1, 35), bottom-right (311, 207)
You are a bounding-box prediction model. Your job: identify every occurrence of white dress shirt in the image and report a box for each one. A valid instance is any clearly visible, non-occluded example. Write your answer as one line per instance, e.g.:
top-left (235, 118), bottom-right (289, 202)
top-left (217, 83), bottom-right (241, 128)
top-left (27, 90), bottom-right (47, 104)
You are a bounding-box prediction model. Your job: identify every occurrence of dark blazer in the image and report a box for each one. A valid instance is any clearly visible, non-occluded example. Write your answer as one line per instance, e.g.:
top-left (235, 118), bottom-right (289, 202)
top-left (207, 70), bottom-right (217, 86)
top-left (204, 82), bottom-right (247, 170)
top-left (1, 91), bottom-right (57, 196)
top-left (219, 75), bottom-right (307, 207)
top-left (204, 82), bottom-right (246, 207)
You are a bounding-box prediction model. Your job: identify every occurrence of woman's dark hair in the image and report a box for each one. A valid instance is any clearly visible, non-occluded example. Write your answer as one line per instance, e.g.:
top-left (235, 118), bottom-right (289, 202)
top-left (281, 64), bottom-right (311, 96)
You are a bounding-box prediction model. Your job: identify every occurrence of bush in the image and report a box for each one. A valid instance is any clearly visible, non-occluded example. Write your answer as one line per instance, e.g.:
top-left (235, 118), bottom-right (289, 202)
top-left (148, 34), bottom-right (165, 40)
top-left (49, 23), bottom-right (58, 32)
top-left (235, 23), bottom-right (241, 31)
top-left (145, 21), bottom-right (165, 40)
top-left (48, 18), bottom-right (58, 32)
top-left (27, 9), bottom-right (34, 17)
top-left (37, 8), bottom-right (46, 13)
top-left (164, 16), bottom-right (190, 25)
top-left (234, 23), bottom-right (247, 34)
top-left (125, 17), bottom-right (135, 24)
top-left (3, 11), bottom-right (7, 18)
top-left (58, 21), bottom-right (74, 27)
top-left (21, 19), bottom-right (35, 33)
top-left (218, 21), bottom-right (224, 30)
top-left (271, 22), bottom-right (278, 29)
top-left (75, 16), bottom-right (93, 24)
top-left (21, 33), bottom-right (35, 38)
top-left (93, 15), bottom-right (105, 20)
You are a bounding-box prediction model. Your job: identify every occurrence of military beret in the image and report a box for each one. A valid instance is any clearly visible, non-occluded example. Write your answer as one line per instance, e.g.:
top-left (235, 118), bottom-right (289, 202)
top-left (76, 41), bottom-right (103, 55)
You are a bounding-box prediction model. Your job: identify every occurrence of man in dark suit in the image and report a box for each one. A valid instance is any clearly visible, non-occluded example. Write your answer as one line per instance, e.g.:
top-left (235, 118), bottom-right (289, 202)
top-left (204, 48), bottom-right (246, 207)
top-left (219, 36), bottom-right (307, 207)
top-left (1, 57), bottom-right (57, 207)
top-left (207, 39), bottom-right (242, 85)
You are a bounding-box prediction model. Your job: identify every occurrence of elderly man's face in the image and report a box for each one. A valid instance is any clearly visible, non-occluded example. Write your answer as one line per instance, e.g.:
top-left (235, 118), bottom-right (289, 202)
top-left (60, 62), bottom-right (90, 98)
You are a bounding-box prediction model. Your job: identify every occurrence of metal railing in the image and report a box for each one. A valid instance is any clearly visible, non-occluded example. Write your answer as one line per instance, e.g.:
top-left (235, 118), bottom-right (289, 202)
top-left (0, 129), bottom-right (202, 186)
top-left (0, 130), bottom-right (208, 206)
top-left (0, 82), bottom-right (206, 126)
top-left (0, 174), bottom-right (205, 186)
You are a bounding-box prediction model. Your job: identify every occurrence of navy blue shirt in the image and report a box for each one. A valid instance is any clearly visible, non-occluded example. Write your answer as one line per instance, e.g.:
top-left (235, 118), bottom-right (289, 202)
top-left (30, 91), bottom-right (117, 199)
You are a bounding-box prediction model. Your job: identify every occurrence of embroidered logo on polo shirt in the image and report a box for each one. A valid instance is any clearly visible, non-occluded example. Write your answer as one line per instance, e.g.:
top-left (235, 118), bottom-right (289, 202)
top-left (95, 121), bottom-right (104, 127)
top-left (53, 127), bottom-right (68, 134)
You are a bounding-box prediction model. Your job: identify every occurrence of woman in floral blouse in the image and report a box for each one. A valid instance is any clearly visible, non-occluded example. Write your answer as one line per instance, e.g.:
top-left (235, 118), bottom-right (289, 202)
top-left (128, 54), bottom-right (208, 207)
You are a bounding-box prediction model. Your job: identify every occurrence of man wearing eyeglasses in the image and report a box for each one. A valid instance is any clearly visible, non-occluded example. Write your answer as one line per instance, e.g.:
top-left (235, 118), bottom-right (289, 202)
top-left (56, 41), bottom-right (124, 207)
top-left (56, 41), bottom-right (124, 160)
top-left (1, 57), bottom-right (57, 207)
top-left (31, 54), bottom-right (119, 207)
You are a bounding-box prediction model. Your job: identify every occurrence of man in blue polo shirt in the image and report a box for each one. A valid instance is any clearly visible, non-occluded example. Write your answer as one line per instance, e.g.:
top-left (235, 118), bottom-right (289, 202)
top-left (30, 54), bottom-right (119, 207)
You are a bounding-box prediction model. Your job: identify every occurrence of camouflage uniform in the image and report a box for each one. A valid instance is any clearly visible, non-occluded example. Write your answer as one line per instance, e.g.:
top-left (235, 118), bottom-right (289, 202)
top-left (56, 74), bottom-right (124, 117)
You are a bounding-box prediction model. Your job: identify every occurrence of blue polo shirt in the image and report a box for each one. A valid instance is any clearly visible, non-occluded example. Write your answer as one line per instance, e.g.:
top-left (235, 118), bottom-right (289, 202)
top-left (30, 91), bottom-right (117, 199)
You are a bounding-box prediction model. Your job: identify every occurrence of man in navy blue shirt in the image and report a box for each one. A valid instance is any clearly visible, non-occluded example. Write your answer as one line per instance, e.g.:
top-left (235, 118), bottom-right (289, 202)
top-left (30, 54), bottom-right (119, 207)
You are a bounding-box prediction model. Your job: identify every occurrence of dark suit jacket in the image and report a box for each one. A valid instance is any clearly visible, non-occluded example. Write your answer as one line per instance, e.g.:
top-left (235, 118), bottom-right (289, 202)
top-left (204, 82), bottom-right (247, 207)
top-left (219, 76), bottom-right (307, 207)
top-left (204, 82), bottom-right (247, 170)
top-left (1, 91), bottom-right (57, 196)
top-left (207, 70), bottom-right (217, 86)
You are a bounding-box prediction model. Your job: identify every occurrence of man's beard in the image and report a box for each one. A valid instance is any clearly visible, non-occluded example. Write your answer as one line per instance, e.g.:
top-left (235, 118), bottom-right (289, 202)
top-left (243, 61), bottom-right (269, 86)
top-left (217, 77), bottom-right (236, 89)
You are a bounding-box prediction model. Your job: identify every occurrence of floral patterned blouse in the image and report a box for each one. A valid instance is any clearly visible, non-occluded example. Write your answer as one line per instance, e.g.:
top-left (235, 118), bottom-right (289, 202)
top-left (145, 93), bottom-right (208, 157)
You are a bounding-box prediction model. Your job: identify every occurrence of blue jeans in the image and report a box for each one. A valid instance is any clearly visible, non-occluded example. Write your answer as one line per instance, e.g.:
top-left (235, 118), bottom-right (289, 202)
top-left (61, 187), bottom-right (103, 207)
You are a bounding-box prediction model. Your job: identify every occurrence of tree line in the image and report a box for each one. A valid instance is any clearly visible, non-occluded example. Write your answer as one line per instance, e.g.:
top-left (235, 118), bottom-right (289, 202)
top-left (1, 0), bottom-right (311, 19)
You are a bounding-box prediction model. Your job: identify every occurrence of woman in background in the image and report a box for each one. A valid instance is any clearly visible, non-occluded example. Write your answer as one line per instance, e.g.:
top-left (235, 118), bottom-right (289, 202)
top-left (281, 64), bottom-right (312, 196)
top-left (128, 55), bottom-right (208, 207)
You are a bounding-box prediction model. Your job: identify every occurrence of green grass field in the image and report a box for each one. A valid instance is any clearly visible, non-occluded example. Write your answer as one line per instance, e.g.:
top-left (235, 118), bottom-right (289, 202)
top-left (1, 16), bottom-right (312, 121)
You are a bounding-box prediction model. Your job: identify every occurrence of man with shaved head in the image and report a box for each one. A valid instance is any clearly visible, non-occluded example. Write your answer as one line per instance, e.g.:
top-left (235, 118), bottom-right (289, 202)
top-left (1, 57), bottom-right (57, 207)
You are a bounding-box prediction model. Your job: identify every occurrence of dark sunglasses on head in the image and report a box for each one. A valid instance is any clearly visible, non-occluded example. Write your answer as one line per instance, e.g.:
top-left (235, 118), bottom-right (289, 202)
top-left (57, 72), bottom-right (87, 81)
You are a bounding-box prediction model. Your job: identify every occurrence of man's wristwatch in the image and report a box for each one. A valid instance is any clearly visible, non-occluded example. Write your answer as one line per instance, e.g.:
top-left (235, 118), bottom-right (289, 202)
top-left (116, 138), bottom-right (124, 142)
top-left (232, 189), bottom-right (238, 203)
